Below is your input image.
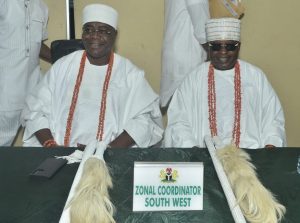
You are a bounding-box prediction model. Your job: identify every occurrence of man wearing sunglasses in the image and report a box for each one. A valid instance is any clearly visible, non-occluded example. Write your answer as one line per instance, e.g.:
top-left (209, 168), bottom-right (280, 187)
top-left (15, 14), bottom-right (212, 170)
top-left (164, 17), bottom-right (286, 149)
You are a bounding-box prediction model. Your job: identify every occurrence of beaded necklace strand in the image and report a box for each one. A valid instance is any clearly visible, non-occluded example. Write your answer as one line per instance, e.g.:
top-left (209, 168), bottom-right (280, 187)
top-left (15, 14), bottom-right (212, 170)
top-left (208, 62), bottom-right (241, 147)
top-left (64, 51), bottom-right (114, 146)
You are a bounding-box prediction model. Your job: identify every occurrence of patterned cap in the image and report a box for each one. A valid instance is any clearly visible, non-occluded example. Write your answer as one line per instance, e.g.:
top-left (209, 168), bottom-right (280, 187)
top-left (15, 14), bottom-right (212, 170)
top-left (206, 18), bottom-right (240, 42)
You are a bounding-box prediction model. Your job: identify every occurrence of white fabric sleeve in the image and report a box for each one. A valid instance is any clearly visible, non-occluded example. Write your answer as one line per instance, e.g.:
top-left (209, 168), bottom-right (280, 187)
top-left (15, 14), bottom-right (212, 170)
top-left (121, 71), bottom-right (164, 148)
top-left (40, 1), bottom-right (49, 40)
top-left (260, 73), bottom-right (287, 147)
top-left (125, 100), bottom-right (163, 147)
top-left (0, 0), bottom-right (5, 7)
top-left (21, 68), bottom-right (53, 142)
top-left (185, 0), bottom-right (210, 44)
top-left (164, 82), bottom-right (199, 148)
top-left (0, 0), bottom-right (6, 15)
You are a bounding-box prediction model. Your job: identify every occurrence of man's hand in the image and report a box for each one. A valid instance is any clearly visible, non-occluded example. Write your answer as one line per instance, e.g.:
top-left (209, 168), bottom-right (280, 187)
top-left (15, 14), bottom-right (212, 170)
top-left (109, 130), bottom-right (135, 148)
top-left (35, 128), bottom-right (57, 147)
top-left (39, 42), bottom-right (51, 63)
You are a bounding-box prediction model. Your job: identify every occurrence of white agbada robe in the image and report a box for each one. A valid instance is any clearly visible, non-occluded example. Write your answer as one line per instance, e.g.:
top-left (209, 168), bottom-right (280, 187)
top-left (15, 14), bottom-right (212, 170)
top-left (21, 50), bottom-right (163, 147)
top-left (160, 0), bottom-right (209, 106)
top-left (164, 60), bottom-right (286, 149)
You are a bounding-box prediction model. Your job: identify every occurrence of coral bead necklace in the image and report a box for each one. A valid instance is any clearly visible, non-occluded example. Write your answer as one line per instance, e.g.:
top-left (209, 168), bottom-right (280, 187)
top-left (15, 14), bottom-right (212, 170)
top-left (64, 51), bottom-right (114, 146)
top-left (208, 62), bottom-right (241, 147)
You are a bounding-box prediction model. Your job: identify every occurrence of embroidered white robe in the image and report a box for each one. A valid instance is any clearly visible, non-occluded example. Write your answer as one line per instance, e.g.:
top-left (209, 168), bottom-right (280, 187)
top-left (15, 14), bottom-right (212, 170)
top-left (164, 60), bottom-right (286, 148)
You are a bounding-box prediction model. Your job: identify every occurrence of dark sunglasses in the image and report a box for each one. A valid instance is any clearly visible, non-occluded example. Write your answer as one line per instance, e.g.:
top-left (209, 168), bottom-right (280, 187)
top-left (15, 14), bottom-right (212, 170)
top-left (208, 42), bottom-right (239, 52)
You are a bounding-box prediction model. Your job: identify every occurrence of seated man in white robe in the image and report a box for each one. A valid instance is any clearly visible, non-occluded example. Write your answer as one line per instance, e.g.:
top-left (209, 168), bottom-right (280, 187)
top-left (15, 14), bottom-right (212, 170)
top-left (21, 4), bottom-right (163, 148)
top-left (164, 18), bottom-right (286, 149)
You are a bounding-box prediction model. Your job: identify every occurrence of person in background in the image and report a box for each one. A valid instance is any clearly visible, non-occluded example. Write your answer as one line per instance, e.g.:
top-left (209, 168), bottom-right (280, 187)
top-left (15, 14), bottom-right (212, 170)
top-left (164, 18), bottom-right (286, 149)
top-left (160, 0), bottom-right (210, 109)
top-left (0, 0), bottom-right (51, 146)
top-left (21, 4), bottom-right (163, 148)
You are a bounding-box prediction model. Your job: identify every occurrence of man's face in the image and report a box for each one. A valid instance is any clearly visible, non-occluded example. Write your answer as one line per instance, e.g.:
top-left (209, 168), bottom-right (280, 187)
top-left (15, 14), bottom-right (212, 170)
top-left (82, 22), bottom-right (117, 65)
top-left (208, 40), bottom-right (240, 70)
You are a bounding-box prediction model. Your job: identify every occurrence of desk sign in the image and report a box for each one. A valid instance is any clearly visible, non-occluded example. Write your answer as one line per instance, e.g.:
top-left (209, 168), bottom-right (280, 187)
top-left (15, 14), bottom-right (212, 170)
top-left (133, 162), bottom-right (203, 211)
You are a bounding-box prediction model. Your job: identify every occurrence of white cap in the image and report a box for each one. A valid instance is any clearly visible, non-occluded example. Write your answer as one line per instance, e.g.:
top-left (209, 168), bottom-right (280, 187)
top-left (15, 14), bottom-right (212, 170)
top-left (206, 18), bottom-right (240, 42)
top-left (82, 4), bottom-right (118, 29)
